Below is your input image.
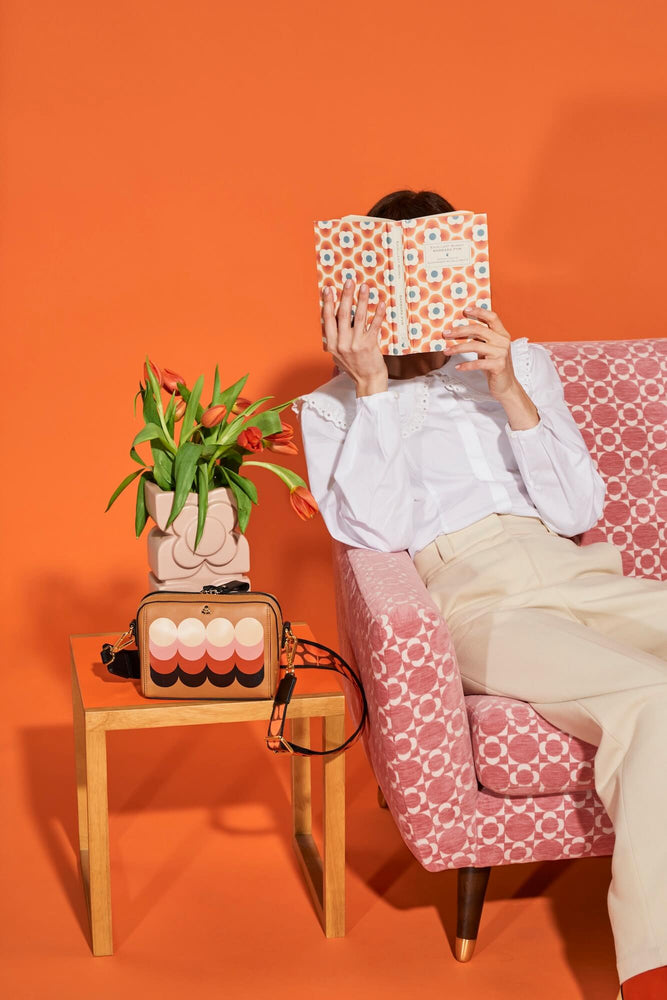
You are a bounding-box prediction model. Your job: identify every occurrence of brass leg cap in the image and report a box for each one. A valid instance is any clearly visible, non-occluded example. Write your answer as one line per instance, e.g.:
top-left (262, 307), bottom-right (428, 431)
top-left (455, 936), bottom-right (476, 962)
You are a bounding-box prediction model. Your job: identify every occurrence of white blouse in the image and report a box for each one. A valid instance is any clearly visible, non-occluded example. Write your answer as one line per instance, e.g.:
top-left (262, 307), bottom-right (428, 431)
top-left (290, 337), bottom-right (607, 560)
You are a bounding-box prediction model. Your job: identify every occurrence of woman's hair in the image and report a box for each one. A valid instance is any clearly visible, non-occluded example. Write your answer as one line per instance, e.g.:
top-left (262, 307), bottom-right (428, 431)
top-left (365, 188), bottom-right (456, 220)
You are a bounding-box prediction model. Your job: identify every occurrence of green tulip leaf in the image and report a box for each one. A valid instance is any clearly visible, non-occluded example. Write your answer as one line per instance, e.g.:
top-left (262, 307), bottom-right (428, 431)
top-left (143, 357), bottom-right (163, 413)
top-left (218, 373), bottom-right (250, 415)
top-left (220, 467), bottom-right (252, 532)
top-left (105, 467), bottom-right (145, 512)
top-left (143, 379), bottom-right (160, 426)
top-left (130, 446), bottom-right (147, 466)
top-left (235, 489), bottom-right (252, 532)
top-left (223, 467), bottom-right (258, 504)
top-left (135, 473), bottom-right (148, 537)
top-left (212, 364), bottom-right (222, 405)
top-left (133, 384), bottom-right (144, 418)
top-left (194, 465), bottom-right (209, 551)
top-left (243, 409), bottom-right (282, 435)
top-left (144, 356), bottom-right (177, 451)
top-left (164, 391), bottom-right (177, 437)
top-left (151, 442), bottom-right (174, 490)
top-left (179, 375), bottom-right (204, 444)
top-left (166, 442), bottom-right (202, 527)
top-left (132, 422), bottom-right (164, 448)
top-left (242, 459), bottom-right (307, 490)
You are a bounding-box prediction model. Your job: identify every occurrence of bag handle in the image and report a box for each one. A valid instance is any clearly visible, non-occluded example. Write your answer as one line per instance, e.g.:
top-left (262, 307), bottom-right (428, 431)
top-left (100, 591), bottom-right (368, 759)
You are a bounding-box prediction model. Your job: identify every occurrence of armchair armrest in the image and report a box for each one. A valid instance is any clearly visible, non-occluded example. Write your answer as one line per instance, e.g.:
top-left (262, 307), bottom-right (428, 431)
top-left (330, 539), bottom-right (480, 871)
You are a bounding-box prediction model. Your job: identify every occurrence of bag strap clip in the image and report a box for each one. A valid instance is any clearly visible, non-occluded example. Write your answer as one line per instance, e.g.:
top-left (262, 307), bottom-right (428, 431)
top-left (101, 621), bottom-right (136, 669)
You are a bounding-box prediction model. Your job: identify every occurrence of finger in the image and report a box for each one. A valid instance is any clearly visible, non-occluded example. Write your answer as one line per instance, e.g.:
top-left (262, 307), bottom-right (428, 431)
top-left (455, 359), bottom-right (505, 371)
top-left (445, 341), bottom-right (505, 358)
top-left (446, 322), bottom-right (491, 342)
top-left (462, 306), bottom-right (508, 335)
top-left (322, 286), bottom-right (339, 353)
top-left (448, 322), bottom-right (508, 348)
top-left (362, 292), bottom-right (386, 343)
top-left (336, 278), bottom-right (356, 341)
top-left (351, 282), bottom-right (371, 347)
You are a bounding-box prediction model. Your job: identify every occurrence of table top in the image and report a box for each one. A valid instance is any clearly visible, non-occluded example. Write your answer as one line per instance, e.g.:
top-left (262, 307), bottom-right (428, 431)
top-left (71, 623), bottom-right (343, 712)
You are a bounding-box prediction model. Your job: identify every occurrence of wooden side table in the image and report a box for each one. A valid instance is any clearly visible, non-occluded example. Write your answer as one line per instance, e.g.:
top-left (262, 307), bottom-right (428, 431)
top-left (70, 624), bottom-right (346, 956)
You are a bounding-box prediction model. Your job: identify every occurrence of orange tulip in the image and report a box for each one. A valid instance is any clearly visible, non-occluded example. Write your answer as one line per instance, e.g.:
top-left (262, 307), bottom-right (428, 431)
top-left (231, 395), bottom-right (252, 415)
top-left (201, 404), bottom-right (227, 428)
top-left (162, 367), bottom-right (186, 393)
top-left (237, 426), bottom-right (264, 452)
top-left (144, 359), bottom-right (162, 386)
top-left (266, 440), bottom-right (298, 455)
top-left (174, 397), bottom-right (187, 421)
top-left (290, 485), bottom-right (318, 520)
top-left (265, 420), bottom-right (298, 455)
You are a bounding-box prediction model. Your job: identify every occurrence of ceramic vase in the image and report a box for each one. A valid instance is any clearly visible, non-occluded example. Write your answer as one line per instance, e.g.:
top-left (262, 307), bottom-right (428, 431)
top-left (143, 479), bottom-right (251, 592)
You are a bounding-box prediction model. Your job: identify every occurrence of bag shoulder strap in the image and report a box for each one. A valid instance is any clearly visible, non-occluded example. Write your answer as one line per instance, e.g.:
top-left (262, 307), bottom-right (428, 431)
top-left (265, 625), bottom-right (368, 757)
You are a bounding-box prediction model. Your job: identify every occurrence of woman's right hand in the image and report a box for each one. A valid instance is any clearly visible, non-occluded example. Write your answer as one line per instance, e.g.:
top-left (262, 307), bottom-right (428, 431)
top-left (322, 278), bottom-right (389, 396)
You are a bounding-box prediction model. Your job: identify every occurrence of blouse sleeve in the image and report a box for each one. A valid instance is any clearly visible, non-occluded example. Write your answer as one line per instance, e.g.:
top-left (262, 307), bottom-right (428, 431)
top-left (293, 389), bottom-right (416, 552)
top-left (503, 343), bottom-right (606, 535)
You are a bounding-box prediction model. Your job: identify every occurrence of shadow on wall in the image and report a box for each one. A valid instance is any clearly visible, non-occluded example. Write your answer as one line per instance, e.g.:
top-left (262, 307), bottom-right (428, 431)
top-left (29, 572), bottom-right (140, 690)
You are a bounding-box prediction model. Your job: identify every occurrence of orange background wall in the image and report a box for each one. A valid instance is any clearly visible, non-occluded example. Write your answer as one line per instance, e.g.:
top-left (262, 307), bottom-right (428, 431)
top-left (3, 0), bottom-right (666, 668)
top-left (2, 2), bottom-right (665, 994)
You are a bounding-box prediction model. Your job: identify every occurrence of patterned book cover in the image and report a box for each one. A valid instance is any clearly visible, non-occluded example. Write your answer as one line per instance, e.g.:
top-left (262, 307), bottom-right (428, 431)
top-left (313, 210), bottom-right (490, 356)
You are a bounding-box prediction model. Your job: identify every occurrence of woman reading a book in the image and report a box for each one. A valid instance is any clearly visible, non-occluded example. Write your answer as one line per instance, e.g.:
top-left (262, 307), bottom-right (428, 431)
top-left (292, 189), bottom-right (667, 1000)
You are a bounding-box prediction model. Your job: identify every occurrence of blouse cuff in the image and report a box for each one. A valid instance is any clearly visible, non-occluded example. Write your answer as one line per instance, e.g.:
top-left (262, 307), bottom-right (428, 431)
top-left (504, 417), bottom-right (544, 439)
top-left (355, 389), bottom-right (392, 407)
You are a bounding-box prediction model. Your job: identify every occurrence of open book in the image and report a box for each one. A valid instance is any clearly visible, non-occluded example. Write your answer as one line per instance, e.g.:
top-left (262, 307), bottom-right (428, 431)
top-left (313, 210), bottom-right (490, 356)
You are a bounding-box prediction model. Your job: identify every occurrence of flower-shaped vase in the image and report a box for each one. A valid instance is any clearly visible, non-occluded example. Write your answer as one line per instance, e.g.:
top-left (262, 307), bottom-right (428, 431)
top-left (144, 479), bottom-right (250, 592)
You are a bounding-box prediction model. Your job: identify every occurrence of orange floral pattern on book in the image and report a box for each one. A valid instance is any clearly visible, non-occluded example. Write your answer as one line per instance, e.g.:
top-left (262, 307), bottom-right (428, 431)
top-left (314, 211), bottom-right (490, 356)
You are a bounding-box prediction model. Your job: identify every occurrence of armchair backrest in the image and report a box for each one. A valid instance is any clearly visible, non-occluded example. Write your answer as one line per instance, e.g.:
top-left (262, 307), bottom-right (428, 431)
top-left (544, 339), bottom-right (666, 580)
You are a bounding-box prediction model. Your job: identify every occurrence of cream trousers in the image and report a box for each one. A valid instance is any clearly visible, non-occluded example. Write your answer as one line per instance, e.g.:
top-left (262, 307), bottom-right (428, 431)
top-left (412, 512), bottom-right (667, 985)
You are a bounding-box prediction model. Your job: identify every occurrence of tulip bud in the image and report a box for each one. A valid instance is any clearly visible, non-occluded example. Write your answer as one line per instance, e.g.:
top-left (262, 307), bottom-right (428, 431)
top-left (174, 397), bottom-right (187, 421)
top-left (237, 426), bottom-right (264, 452)
top-left (201, 404), bottom-right (227, 428)
top-left (231, 396), bottom-right (252, 415)
top-left (266, 440), bottom-right (298, 455)
top-left (162, 367), bottom-right (186, 393)
top-left (265, 420), bottom-right (297, 454)
top-left (289, 485), bottom-right (318, 520)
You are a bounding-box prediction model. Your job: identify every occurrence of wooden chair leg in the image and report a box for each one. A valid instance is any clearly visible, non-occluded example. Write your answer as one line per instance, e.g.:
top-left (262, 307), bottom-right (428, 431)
top-left (455, 865), bottom-right (491, 962)
top-left (377, 784), bottom-right (388, 809)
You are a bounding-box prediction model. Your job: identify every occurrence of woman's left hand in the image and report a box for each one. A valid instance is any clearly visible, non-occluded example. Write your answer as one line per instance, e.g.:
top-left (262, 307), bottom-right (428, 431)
top-left (443, 306), bottom-right (519, 400)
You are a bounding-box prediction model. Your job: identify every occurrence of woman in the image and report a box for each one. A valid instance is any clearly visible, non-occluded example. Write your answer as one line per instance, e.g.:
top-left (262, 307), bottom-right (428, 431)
top-left (292, 189), bottom-right (667, 1000)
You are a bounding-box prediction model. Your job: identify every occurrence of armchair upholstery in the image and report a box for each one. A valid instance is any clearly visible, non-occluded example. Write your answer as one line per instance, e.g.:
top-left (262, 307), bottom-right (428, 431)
top-left (330, 338), bottom-right (666, 952)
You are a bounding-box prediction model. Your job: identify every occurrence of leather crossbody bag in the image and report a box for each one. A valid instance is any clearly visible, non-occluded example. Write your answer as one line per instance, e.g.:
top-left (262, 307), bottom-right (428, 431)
top-left (100, 580), bottom-right (367, 757)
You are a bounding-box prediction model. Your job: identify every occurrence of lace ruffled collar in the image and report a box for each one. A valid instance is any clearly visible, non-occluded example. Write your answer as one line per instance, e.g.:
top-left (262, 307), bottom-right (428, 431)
top-left (291, 337), bottom-right (533, 438)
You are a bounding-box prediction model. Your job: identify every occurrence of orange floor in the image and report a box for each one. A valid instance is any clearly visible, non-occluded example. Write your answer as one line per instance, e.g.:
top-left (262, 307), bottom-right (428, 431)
top-left (3, 655), bottom-right (622, 1000)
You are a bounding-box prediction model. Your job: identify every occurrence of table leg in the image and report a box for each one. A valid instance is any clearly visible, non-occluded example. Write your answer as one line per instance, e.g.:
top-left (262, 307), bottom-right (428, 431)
top-left (291, 716), bottom-right (312, 836)
top-left (290, 713), bottom-right (346, 936)
top-left (291, 716), bottom-right (324, 919)
top-left (322, 713), bottom-right (345, 938)
top-left (85, 725), bottom-right (113, 956)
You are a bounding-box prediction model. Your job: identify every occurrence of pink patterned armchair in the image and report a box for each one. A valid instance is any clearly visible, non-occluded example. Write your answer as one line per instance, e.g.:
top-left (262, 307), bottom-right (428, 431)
top-left (330, 338), bottom-right (666, 961)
